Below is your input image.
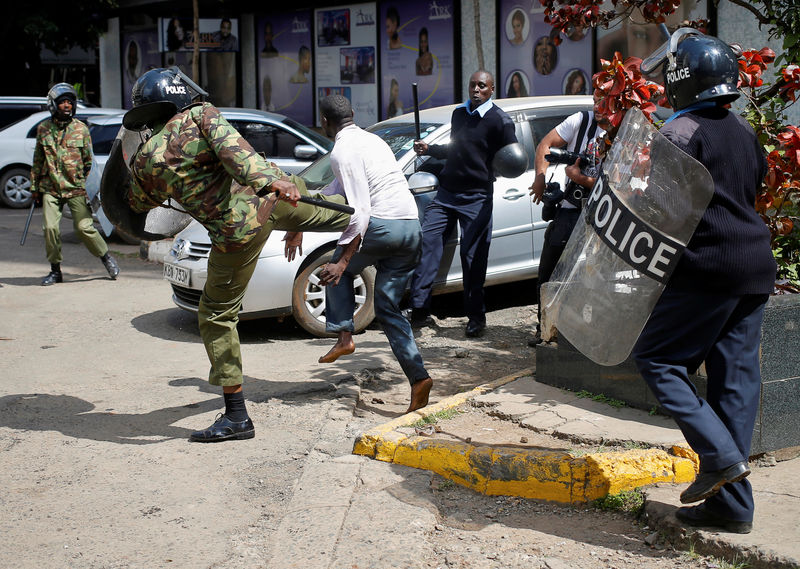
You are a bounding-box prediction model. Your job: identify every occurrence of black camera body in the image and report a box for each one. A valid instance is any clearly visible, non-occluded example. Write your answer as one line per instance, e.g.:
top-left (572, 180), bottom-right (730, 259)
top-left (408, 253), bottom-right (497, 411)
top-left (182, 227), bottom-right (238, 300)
top-left (544, 147), bottom-right (590, 169)
top-left (541, 181), bottom-right (563, 222)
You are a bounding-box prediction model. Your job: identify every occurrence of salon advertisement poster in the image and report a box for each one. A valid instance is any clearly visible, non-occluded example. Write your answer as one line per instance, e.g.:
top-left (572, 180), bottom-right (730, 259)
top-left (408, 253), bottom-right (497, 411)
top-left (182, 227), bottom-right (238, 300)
top-left (379, 0), bottom-right (456, 121)
top-left (499, 0), bottom-right (592, 99)
top-left (257, 12), bottom-right (314, 126)
top-left (314, 3), bottom-right (378, 127)
top-left (122, 30), bottom-right (163, 109)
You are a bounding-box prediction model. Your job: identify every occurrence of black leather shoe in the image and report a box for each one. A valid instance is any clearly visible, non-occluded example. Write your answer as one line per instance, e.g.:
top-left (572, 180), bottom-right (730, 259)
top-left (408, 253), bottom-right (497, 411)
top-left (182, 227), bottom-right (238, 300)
top-left (680, 461), bottom-right (750, 504)
top-left (101, 254), bottom-right (120, 280)
top-left (41, 270), bottom-right (63, 286)
top-left (189, 414), bottom-right (255, 442)
top-left (675, 504), bottom-right (752, 534)
top-left (409, 308), bottom-right (433, 328)
top-left (465, 321), bottom-right (485, 338)
top-left (527, 333), bottom-right (543, 347)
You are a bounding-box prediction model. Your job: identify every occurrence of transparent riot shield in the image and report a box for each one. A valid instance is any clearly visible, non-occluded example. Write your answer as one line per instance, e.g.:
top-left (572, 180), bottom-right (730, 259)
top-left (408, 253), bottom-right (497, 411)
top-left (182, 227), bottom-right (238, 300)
top-left (99, 126), bottom-right (193, 241)
top-left (540, 107), bottom-right (714, 366)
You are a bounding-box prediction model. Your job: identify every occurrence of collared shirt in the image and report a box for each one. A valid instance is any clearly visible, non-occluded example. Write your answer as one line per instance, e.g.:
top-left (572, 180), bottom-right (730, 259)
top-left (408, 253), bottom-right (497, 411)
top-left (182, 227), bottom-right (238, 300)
top-left (460, 97), bottom-right (495, 118)
top-left (329, 124), bottom-right (418, 245)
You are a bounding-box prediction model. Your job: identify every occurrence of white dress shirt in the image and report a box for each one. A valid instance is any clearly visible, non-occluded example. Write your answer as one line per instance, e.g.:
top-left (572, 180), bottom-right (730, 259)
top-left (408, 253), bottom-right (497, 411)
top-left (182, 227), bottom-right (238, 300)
top-left (329, 124), bottom-right (418, 245)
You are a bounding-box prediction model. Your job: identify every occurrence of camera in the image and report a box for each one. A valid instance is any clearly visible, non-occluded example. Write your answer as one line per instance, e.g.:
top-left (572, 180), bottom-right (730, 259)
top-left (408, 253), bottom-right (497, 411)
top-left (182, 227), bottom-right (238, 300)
top-left (541, 181), bottom-right (563, 222)
top-left (544, 147), bottom-right (590, 169)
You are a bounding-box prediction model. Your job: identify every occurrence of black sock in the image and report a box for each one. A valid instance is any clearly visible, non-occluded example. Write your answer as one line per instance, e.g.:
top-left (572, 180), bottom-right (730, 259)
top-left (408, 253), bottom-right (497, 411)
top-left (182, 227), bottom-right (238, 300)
top-left (50, 263), bottom-right (61, 273)
top-left (223, 390), bottom-right (249, 422)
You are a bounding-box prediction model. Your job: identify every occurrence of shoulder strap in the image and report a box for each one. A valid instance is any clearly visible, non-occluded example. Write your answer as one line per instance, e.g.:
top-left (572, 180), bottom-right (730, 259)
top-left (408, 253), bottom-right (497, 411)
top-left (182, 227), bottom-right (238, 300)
top-left (572, 111), bottom-right (589, 153)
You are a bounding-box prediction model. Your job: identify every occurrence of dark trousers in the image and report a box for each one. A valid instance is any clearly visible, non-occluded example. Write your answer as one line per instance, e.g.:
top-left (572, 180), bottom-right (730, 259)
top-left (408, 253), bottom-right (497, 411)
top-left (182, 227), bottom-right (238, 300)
top-left (410, 190), bottom-right (492, 325)
top-left (536, 206), bottom-right (581, 329)
top-left (632, 288), bottom-right (768, 522)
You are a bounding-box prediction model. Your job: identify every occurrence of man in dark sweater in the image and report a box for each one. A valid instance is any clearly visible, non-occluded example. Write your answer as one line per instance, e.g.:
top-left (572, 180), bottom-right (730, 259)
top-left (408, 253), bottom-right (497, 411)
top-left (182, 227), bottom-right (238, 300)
top-left (408, 70), bottom-right (518, 337)
top-left (634, 31), bottom-right (776, 534)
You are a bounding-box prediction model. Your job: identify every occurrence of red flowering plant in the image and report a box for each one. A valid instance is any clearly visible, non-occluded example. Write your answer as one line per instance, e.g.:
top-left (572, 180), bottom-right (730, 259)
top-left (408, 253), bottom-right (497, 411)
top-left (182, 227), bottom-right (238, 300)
top-left (540, 0), bottom-right (800, 291)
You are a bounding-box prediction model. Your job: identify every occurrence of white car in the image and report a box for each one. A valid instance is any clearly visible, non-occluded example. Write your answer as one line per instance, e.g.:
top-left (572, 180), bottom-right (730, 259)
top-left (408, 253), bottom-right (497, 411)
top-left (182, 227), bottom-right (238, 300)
top-left (164, 96), bottom-right (594, 336)
top-left (0, 107), bottom-right (124, 208)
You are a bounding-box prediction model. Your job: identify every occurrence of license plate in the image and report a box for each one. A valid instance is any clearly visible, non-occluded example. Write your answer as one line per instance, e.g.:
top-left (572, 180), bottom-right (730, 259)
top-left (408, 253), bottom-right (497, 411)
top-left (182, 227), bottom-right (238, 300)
top-left (163, 262), bottom-right (190, 286)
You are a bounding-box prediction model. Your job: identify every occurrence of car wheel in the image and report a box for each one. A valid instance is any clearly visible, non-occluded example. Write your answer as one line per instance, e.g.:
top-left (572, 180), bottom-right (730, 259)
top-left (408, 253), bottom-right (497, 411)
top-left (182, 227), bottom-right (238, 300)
top-left (0, 168), bottom-right (33, 208)
top-left (292, 249), bottom-right (376, 337)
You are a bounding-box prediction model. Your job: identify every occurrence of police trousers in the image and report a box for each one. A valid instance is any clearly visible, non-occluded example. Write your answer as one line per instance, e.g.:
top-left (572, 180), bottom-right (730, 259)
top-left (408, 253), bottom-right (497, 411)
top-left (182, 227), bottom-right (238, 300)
top-left (325, 217), bottom-right (429, 385)
top-left (198, 179), bottom-right (350, 387)
top-left (632, 288), bottom-right (768, 522)
top-left (42, 193), bottom-right (108, 264)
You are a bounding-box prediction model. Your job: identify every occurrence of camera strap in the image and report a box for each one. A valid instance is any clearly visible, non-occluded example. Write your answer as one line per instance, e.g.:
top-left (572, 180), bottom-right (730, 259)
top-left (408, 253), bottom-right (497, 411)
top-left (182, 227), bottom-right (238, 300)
top-left (565, 111), bottom-right (598, 208)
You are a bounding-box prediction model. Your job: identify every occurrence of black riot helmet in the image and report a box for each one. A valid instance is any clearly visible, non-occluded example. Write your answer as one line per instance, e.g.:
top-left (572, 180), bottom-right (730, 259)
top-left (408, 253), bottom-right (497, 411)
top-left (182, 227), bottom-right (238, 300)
top-left (123, 67), bottom-right (208, 131)
top-left (47, 83), bottom-right (78, 120)
top-left (641, 28), bottom-right (739, 111)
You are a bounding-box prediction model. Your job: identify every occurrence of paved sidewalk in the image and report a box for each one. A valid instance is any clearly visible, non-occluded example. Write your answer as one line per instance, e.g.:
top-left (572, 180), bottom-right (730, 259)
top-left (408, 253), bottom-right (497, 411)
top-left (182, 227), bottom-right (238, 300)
top-left (353, 372), bottom-right (800, 569)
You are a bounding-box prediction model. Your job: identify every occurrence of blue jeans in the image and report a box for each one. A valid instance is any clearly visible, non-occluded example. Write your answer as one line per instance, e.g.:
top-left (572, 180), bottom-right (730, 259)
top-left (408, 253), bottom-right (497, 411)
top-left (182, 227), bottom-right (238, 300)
top-left (325, 217), bottom-right (429, 385)
top-left (632, 288), bottom-right (768, 522)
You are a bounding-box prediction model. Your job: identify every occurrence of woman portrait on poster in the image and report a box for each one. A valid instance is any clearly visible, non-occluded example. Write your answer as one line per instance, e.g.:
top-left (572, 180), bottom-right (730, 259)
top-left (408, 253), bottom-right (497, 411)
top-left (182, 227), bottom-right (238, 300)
top-left (386, 7), bottom-right (401, 50)
top-left (166, 18), bottom-right (185, 51)
top-left (533, 35), bottom-right (558, 75)
top-left (507, 9), bottom-right (528, 46)
top-left (387, 78), bottom-right (403, 118)
top-left (563, 69), bottom-right (588, 95)
top-left (505, 71), bottom-right (528, 98)
top-left (416, 27), bottom-right (433, 76)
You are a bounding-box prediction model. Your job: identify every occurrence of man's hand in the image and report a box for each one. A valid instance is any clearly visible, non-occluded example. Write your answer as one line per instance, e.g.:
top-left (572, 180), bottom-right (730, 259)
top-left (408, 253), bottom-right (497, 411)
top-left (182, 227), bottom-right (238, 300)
top-left (31, 191), bottom-right (42, 205)
top-left (319, 261), bottom-right (347, 287)
top-left (413, 140), bottom-right (428, 155)
top-left (272, 178), bottom-right (300, 205)
top-left (528, 173), bottom-right (545, 204)
top-left (565, 157), bottom-right (582, 183)
top-left (283, 231), bottom-right (303, 262)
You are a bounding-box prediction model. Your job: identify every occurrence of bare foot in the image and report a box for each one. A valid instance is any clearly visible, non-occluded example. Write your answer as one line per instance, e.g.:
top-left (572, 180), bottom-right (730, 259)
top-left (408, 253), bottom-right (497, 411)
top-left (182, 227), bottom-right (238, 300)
top-left (406, 377), bottom-right (433, 413)
top-left (318, 339), bottom-right (355, 363)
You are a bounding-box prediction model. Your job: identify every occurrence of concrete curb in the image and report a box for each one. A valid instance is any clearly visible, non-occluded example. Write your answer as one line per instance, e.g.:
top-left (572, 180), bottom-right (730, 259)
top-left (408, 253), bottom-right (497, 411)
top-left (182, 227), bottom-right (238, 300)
top-left (352, 369), bottom-right (699, 503)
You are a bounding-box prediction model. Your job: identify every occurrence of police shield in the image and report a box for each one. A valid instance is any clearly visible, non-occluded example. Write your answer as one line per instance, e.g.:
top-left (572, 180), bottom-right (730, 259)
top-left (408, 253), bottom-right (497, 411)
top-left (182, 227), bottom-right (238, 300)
top-left (99, 126), bottom-right (193, 241)
top-left (539, 107), bottom-right (714, 366)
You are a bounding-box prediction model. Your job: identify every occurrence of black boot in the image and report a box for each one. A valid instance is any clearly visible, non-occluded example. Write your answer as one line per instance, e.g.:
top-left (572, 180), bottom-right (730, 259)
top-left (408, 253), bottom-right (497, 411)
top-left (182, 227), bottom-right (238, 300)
top-left (101, 253), bottom-right (120, 280)
top-left (41, 264), bottom-right (62, 286)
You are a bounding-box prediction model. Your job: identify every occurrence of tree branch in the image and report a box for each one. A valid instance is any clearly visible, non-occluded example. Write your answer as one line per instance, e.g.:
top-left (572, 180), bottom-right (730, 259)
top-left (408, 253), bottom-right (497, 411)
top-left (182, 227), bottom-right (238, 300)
top-left (726, 0), bottom-right (770, 27)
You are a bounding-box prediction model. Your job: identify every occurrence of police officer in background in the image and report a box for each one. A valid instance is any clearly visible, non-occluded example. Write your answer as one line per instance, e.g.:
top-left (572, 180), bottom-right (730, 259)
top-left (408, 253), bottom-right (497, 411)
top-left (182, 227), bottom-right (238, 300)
top-left (408, 70), bottom-right (518, 337)
top-left (633, 30), bottom-right (776, 533)
top-left (123, 68), bottom-right (350, 442)
top-left (32, 83), bottom-right (120, 286)
top-left (527, 95), bottom-right (607, 345)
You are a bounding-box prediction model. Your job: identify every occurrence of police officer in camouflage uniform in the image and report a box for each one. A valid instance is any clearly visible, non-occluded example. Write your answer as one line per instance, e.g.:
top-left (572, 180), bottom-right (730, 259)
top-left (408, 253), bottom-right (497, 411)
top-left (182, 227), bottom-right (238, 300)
top-left (32, 83), bottom-right (120, 286)
top-left (123, 68), bottom-right (350, 442)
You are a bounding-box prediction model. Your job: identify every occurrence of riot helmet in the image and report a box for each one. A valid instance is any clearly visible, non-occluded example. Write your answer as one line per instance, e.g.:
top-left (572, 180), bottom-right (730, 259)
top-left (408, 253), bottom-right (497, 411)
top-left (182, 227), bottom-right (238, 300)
top-left (641, 28), bottom-right (739, 111)
top-left (47, 83), bottom-right (78, 120)
top-left (123, 67), bottom-right (207, 131)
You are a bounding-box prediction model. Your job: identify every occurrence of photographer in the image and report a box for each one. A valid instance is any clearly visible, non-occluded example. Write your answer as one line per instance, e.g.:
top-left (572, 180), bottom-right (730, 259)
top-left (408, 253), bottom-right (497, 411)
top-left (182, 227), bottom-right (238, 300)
top-left (527, 100), bottom-right (608, 346)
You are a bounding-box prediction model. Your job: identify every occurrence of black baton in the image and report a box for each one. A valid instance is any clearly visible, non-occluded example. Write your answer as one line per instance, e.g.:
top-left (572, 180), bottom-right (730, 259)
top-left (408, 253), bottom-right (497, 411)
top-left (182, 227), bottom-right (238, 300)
top-left (258, 189), bottom-right (355, 215)
top-left (20, 201), bottom-right (35, 246)
top-left (412, 82), bottom-right (421, 140)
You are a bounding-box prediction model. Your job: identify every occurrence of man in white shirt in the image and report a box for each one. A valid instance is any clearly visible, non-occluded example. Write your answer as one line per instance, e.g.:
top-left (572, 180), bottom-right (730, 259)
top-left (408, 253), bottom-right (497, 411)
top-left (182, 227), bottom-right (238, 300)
top-left (315, 94), bottom-right (433, 413)
top-left (527, 97), bottom-right (608, 346)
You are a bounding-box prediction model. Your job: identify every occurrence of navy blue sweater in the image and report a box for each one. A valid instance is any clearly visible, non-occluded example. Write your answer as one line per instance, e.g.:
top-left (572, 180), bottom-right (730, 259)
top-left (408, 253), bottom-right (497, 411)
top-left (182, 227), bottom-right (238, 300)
top-left (427, 103), bottom-right (517, 193)
top-left (662, 107), bottom-right (776, 295)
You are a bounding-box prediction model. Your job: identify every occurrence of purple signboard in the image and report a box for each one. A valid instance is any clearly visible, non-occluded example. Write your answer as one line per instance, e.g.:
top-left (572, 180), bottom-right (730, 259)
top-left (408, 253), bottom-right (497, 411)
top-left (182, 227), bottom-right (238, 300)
top-left (499, 1), bottom-right (592, 99)
top-left (379, 0), bottom-right (455, 120)
top-left (121, 30), bottom-right (163, 109)
top-left (257, 12), bottom-right (314, 125)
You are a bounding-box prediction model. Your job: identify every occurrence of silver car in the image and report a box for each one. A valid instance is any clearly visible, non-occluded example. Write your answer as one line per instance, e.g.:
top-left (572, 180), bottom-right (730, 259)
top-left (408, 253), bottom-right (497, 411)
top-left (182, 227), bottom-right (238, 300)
top-left (163, 96), bottom-right (594, 336)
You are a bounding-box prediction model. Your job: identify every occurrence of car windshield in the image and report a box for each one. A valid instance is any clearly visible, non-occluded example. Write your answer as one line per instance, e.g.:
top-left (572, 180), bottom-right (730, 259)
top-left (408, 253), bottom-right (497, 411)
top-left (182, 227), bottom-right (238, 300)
top-left (89, 122), bottom-right (121, 155)
top-left (301, 121), bottom-right (440, 191)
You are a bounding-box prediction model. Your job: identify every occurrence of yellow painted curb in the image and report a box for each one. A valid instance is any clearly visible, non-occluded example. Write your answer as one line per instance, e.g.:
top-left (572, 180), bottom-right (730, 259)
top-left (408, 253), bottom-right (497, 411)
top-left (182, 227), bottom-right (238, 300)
top-left (352, 368), bottom-right (700, 503)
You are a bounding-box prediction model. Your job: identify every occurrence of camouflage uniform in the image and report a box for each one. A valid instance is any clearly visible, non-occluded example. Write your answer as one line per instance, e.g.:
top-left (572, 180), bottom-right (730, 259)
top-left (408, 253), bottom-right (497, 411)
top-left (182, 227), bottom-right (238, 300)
top-left (31, 118), bottom-right (109, 264)
top-left (129, 102), bottom-right (349, 387)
